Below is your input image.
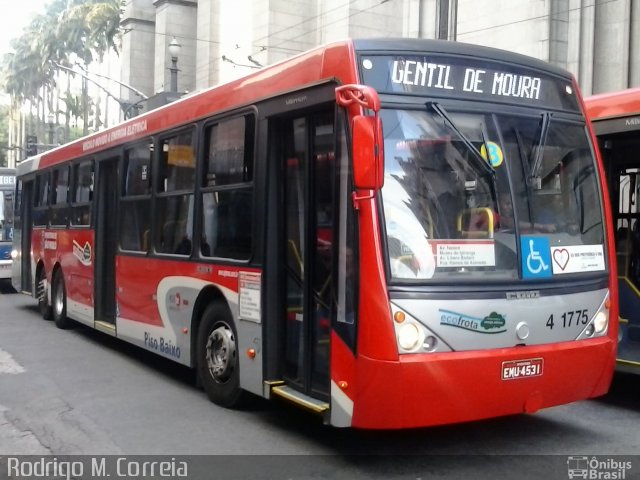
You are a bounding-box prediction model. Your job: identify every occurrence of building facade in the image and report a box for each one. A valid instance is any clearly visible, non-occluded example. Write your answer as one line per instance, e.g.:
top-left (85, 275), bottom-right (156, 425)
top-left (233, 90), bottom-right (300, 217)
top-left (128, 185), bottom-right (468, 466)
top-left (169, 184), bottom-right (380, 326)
top-left (119, 0), bottom-right (640, 109)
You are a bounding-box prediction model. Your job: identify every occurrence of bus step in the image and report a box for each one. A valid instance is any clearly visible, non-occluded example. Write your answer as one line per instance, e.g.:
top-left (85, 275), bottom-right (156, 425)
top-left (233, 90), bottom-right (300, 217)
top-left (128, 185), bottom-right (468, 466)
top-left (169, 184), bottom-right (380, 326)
top-left (269, 384), bottom-right (329, 414)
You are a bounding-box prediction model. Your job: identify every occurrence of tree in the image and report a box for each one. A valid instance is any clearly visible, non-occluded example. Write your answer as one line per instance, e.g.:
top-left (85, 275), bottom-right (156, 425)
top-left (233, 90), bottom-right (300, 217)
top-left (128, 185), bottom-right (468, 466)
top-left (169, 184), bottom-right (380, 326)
top-left (0, 105), bottom-right (8, 167)
top-left (0, 0), bottom-right (121, 142)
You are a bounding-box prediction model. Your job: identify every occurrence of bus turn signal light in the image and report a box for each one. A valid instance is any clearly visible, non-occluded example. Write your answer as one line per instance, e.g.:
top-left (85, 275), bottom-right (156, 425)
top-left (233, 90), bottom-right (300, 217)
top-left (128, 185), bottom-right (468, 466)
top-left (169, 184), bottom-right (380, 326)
top-left (247, 348), bottom-right (256, 359)
top-left (394, 311), bottom-right (406, 323)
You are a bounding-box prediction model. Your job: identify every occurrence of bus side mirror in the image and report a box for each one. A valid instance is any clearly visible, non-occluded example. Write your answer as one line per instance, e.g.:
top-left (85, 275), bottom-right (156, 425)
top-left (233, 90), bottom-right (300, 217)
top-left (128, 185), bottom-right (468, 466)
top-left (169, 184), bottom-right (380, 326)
top-left (352, 115), bottom-right (384, 190)
top-left (335, 84), bottom-right (384, 191)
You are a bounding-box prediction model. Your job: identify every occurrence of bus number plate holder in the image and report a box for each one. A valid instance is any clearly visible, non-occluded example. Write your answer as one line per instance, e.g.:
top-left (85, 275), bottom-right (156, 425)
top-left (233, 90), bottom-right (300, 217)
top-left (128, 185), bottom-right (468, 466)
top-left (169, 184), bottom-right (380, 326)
top-left (501, 358), bottom-right (543, 380)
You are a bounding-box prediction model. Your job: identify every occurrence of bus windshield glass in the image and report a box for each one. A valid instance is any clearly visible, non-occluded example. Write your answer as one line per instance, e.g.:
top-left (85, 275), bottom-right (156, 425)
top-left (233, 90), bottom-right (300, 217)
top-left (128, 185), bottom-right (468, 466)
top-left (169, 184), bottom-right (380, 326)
top-left (380, 107), bottom-right (606, 282)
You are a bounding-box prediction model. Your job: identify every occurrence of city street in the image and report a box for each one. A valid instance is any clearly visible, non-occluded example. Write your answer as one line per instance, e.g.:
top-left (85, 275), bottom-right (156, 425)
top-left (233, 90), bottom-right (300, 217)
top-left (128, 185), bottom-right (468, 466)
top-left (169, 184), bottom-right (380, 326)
top-left (0, 286), bottom-right (639, 479)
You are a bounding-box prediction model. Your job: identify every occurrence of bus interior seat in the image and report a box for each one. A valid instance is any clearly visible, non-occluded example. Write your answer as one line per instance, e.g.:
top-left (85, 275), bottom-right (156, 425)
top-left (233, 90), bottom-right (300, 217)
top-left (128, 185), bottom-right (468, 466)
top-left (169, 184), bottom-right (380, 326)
top-left (456, 207), bottom-right (495, 239)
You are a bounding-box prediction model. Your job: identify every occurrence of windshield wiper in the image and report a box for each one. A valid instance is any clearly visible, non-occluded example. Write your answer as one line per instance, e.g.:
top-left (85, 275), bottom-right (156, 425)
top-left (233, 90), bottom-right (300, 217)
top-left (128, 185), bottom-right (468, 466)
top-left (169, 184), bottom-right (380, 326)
top-left (529, 112), bottom-right (551, 179)
top-left (512, 126), bottom-right (534, 221)
top-left (427, 102), bottom-right (495, 178)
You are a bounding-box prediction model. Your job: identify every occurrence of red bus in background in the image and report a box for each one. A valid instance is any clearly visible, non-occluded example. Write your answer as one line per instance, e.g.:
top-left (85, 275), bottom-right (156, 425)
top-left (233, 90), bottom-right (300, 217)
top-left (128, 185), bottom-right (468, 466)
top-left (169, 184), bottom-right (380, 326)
top-left (12, 39), bottom-right (617, 429)
top-left (585, 88), bottom-right (640, 374)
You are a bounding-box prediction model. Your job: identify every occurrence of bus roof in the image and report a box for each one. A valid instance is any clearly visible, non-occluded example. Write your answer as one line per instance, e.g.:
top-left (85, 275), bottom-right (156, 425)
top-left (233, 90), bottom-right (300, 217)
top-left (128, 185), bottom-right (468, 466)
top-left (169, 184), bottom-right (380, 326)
top-left (584, 87), bottom-right (640, 120)
top-left (22, 38), bottom-right (577, 174)
top-left (584, 88), bottom-right (640, 135)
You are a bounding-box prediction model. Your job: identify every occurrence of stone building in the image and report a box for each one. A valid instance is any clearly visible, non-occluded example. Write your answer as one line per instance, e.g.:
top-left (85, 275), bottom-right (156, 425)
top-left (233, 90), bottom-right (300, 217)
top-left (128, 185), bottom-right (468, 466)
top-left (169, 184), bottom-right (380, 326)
top-left (119, 0), bottom-right (640, 110)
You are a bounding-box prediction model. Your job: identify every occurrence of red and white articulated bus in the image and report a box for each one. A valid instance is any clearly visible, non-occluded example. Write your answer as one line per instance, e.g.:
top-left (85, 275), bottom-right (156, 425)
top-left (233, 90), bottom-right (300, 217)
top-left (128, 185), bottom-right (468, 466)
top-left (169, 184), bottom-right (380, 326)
top-left (12, 38), bottom-right (617, 429)
top-left (585, 88), bottom-right (640, 374)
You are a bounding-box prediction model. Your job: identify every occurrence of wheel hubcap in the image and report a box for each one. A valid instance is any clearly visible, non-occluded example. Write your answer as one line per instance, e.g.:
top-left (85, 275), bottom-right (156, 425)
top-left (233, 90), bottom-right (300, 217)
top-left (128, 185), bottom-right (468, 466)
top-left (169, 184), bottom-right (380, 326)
top-left (205, 324), bottom-right (235, 383)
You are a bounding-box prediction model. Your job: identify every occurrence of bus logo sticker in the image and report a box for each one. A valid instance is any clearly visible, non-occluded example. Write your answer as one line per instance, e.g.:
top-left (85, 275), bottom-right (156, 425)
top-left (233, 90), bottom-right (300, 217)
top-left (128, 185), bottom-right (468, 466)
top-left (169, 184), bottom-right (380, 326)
top-left (439, 309), bottom-right (507, 334)
top-left (521, 236), bottom-right (551, 279)
top-left (480, 312), bottom-right (506, 330)
top-left (72, 240), bottom-right (92, 266)
top-left (480, 141), bottom-right (503, 167)
top-left (551, 245), bottom-right (605, 275)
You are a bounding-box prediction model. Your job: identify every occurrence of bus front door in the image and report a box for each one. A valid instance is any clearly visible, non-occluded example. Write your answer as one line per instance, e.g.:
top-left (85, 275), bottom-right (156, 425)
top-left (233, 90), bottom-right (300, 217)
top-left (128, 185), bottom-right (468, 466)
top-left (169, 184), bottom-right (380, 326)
top-left (280, 109), bottom-right (336, 400)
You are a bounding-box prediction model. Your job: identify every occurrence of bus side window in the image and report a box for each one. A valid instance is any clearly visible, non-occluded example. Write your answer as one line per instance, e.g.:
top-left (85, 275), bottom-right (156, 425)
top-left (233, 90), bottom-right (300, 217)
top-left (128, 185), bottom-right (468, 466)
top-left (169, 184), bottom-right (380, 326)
top-left (120, 142), bottom-right (152, 252)
top-left (200, 114), bottom-right (254, 260)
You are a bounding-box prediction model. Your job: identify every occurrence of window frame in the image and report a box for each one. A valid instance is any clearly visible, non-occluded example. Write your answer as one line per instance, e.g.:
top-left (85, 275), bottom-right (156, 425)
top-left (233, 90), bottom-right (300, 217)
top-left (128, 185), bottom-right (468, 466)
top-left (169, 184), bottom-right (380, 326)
top-left (198, 111), bottom-right (256, 261)
top-left (69, 159), bottom-right (95, 228)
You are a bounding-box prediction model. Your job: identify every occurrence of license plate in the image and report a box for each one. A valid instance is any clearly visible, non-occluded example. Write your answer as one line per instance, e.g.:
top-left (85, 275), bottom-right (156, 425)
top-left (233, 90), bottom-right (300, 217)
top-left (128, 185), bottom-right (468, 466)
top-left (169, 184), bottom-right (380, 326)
top-left (501, 358), bottom-right (543, 380)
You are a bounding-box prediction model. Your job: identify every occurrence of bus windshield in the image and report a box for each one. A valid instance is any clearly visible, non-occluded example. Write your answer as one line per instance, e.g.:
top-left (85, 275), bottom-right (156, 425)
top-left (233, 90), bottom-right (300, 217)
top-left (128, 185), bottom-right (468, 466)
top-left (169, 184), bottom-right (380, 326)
top-left (380, 107), bottom-right (606, 282)
top-left (0, 190), bottom-right (14, 243)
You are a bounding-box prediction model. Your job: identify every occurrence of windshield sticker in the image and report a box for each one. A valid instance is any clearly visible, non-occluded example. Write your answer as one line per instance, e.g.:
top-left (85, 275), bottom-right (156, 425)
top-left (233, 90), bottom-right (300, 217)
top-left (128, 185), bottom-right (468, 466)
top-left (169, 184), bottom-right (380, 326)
top-left (439, 309), bottom-right (507, 334)
top-left (551, 245), bottom-right (605, 274)
top-left (480, 141), bottom-right (503, 167)
top-left (433, 240), bottom-right (495, 268)
top-left (521, 236), bottom-right (552, 279)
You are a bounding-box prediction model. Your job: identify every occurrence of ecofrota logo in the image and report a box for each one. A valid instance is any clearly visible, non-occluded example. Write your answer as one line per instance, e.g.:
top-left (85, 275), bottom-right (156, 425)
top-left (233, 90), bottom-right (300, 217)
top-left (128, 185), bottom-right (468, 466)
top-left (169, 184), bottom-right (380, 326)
top-left (567, 456), bottom-right (632, 479)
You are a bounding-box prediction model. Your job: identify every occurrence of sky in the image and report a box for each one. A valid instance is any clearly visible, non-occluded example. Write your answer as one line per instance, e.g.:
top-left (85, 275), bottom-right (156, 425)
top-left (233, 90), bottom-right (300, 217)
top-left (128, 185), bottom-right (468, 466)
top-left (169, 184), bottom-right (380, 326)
top-left (0, 0), bottom-right (50, 56)
top-left (0, 0), bottom-right (50, 103)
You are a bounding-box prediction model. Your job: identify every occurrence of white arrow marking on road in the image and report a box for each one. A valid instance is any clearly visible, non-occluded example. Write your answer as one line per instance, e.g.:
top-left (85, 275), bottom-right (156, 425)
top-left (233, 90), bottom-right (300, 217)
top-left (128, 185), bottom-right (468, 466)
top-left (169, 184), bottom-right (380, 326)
top-left (0, 348), bottom-right (25, 374)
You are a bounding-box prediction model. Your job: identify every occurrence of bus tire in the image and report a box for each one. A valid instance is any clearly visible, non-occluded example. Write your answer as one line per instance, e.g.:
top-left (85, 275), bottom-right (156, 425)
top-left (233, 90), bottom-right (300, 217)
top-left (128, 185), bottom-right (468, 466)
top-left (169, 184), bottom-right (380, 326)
top-left (52, 271), bottom-right (72, 329)
top-left (37, 269), bottom-right (52, 320)
top-left (196, 302), bottom-right (246, 408)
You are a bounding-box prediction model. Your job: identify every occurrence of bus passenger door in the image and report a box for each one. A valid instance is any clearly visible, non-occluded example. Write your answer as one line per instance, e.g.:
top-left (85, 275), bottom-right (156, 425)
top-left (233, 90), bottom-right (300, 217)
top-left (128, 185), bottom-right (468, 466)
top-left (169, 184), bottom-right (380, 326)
top-left (19, 180), bottom-right (34, 293)
top-left (279, 109), bottom-right (335, 400)
top-left (94, 157), bottom-right (118, 325)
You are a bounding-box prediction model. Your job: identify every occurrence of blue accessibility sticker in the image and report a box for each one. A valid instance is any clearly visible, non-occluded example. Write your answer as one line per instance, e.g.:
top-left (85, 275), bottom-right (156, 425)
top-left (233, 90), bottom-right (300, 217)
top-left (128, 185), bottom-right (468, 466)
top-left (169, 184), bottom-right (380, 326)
top-left (521, 236), bottom-right (552, 279)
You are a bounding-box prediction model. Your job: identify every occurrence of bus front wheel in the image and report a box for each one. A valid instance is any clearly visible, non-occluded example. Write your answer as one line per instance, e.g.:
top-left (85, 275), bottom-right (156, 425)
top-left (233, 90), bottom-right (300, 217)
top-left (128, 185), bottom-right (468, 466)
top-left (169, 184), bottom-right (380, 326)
top-left (197, 302), bottom-right (246, 408)
top-left (37, 269), bottom-right (52, 320)
top-left (52, 271), bottom-right (72, 329)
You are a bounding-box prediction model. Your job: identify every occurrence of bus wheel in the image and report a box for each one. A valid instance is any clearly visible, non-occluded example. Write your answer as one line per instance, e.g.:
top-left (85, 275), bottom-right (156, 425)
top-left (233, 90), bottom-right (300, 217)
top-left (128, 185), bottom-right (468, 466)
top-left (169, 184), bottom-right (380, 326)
top-left (37, 269), bottom-right (52, 320)
top-left (197, 302), bottom-right (246, 408)
top-left (52, 271), bottom-right (72, 329)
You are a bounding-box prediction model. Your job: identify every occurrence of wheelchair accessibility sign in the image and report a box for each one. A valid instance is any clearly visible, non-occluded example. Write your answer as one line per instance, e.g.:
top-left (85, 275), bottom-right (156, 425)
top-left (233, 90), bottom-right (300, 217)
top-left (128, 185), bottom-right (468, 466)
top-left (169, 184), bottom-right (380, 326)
top-left (521, 236), bottom-right (552, 279)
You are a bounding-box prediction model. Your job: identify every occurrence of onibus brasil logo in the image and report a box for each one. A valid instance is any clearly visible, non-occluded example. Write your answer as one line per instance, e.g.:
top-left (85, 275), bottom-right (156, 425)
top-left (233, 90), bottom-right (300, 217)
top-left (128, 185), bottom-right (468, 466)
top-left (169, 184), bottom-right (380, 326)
top-left (567, 456), bottom-right (632, 479)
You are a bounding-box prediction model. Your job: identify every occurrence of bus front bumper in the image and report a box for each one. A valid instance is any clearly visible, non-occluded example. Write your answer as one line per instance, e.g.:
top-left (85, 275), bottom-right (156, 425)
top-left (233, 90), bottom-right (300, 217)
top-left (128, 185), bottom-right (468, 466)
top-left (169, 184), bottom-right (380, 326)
top-left (349, 337), bottom-right (616, 429)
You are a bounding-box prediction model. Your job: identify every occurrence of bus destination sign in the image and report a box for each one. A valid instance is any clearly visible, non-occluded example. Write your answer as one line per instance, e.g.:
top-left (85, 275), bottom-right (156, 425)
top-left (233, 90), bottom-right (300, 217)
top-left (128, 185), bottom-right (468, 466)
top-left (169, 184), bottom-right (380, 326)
top-left (359, 55), bottom-right (580, 111)
top-left (0, 175), bottom-right (15, 186)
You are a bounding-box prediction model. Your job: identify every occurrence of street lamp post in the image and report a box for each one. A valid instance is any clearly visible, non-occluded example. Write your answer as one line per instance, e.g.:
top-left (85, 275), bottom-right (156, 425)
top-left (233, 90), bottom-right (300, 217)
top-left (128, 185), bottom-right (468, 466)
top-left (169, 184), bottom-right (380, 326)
top-left (168, 37), bottom-right (182, 93)
top-left (47, 113), bottom-right (55, 147)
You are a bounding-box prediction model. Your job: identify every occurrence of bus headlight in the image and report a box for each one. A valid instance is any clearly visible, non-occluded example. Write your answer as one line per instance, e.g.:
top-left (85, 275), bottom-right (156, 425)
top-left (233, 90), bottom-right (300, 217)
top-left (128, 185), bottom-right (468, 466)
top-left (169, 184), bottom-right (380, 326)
top-left (594, 311), bottom-right (608, 333)
top-left (391, 303), bottom-right (451, 354)
top-left (10, 249), bottom-right (18, 259)
top-left (397, 323), bottom-right (422, 351)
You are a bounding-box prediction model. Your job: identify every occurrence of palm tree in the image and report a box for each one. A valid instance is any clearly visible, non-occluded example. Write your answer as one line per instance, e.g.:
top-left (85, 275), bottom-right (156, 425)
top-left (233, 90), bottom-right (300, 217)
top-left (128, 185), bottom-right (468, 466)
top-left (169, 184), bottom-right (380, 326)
top-left (0, 0), bottom-right (121, 145)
